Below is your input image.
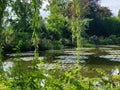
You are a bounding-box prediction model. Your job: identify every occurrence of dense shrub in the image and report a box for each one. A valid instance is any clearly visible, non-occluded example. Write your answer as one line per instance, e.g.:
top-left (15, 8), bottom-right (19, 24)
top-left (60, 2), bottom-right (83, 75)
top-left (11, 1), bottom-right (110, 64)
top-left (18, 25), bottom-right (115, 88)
top-left (2, 32), bottom-right (33, 52)
top-left (87, 35), bottom-right (120, 45)
top-left (99, 35), bottom-right (120, 45)
top-left (3, 32), bottom-right (64, 52)
top-left (40, 38), bottom-right (63, 50)
top-left (81, 38), bottom-right (94, 47)
top-left (11, 32), bottom-right (33, 51)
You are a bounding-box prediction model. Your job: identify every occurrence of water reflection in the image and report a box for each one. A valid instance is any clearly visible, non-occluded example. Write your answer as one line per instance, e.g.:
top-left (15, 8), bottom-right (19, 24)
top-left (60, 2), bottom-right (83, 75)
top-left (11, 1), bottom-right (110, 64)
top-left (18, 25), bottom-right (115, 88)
top-left (3, 45), bottom-right (120, 77)
top-left (111, 68), bottom-right (119, 76)
top-left (3, 61), bottom-right (14, 72)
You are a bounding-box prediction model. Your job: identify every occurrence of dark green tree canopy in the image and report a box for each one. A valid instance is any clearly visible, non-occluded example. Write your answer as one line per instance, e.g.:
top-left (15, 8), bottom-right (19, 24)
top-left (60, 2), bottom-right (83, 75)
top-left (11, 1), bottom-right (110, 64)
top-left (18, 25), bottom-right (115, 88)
top-left (118, 9), bottom-right (120, 17)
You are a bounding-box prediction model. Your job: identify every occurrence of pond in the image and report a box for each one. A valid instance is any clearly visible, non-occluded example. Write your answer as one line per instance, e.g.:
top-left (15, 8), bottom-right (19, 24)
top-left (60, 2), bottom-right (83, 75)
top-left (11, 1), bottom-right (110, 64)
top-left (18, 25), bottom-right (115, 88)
top-left (2, 45), bottom-right (120, 77)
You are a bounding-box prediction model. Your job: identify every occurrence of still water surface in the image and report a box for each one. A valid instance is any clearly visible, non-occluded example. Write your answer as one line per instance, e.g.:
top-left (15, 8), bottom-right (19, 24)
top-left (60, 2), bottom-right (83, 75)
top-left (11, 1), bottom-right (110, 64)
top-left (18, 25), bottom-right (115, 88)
top-left (3, 45), bottom-right (120, 77)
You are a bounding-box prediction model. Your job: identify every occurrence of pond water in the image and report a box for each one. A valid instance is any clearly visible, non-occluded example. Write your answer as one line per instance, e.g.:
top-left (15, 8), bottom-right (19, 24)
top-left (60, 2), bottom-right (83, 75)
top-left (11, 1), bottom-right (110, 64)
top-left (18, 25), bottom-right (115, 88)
top-left (2, 45), bottom-right (120, 77)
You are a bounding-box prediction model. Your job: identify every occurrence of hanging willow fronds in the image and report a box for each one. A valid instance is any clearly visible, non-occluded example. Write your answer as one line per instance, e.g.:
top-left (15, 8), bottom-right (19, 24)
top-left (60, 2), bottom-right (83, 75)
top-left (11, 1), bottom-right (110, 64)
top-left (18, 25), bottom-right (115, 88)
top-left (70, 0), bottom-right (90, 63)
top-left (30, 0), bottom-right (42, 61)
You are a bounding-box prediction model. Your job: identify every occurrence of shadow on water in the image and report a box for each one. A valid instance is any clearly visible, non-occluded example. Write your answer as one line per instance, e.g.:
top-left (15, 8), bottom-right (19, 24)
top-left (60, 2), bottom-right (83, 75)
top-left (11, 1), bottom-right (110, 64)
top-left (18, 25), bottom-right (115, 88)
top-left (80, 46), bottom-right (120, 77)
top-left (80, 55), bottom-right (120, 77)
top-left (85, 55), bottom-right (120, 65)
top-left (40, 50), bottom-right (64, 62)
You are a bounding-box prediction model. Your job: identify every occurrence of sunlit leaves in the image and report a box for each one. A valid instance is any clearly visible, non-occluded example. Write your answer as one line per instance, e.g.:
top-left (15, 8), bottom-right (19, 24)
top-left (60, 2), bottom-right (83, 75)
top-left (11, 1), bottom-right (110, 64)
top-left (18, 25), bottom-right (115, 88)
top-left (2, 26), bottom-right (14, 45)
top-left (46, 14), bottom-right (66, 36)
top-left (46, 0), bottom-right (67, 40)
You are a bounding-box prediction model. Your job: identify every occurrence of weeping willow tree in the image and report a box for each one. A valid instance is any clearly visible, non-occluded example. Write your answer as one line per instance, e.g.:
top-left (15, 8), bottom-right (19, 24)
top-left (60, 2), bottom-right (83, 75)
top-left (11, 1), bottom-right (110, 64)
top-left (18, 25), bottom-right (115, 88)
top-left (71, 0), bottom-right (90, 63)
top-left (30, 0), bottom-right (42, 62)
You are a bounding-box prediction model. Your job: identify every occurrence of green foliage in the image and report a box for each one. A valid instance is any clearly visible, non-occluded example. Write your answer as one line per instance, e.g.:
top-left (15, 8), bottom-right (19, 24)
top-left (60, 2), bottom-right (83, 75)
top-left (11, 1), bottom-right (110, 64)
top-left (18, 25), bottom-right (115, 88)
top-left (1, 26), bottom-right (15, 53)
top-left (70, 0), bottom-right (90, 62)
top-left (9, 0), bottom-right (31, 32)
top-left (99, 35), bottom-right (120, 45)
top-left (3, 32), bottom-right (32, 51)
top-left (88, 16), bottom-right (120, 37)
top-left (81, 37), bottom-right (94, 47)
top-left (0, 0), bottom-right (8, 27)
top-left (0, 0), bottom-right (8, 61)
top-left (112, 75), bottom-right (120, 81)
top-left (1, 56), bottom-right (120, 90)
top-left (85, 0), bottom-right (113, 37)
top-left (0, 83), bottom-right (10, 90)
top-left (46, 14), bottom-right (66, 39)
top-left (46, 0), bottom-right (67, 40)
top-left (118, 9), bottom-right (120, 18)
top-left (1, 0), bottom-right (120, 90)
top-left (2, 26), bottom-right (14, 45)
top-left (40, 38), bottom-right (63, 50)
top-left (53, 41), bottom-right (63, 50)
top-left (104, 17), bottom-right (120, 36)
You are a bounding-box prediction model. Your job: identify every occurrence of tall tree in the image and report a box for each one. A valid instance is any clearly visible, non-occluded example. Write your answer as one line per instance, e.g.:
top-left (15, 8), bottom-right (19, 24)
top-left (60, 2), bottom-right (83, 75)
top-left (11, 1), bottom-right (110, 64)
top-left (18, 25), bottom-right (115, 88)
top-left (85, 0), bottom-right (112, 36)
top-left (0, 0), bottom-right (8, 60)
top-left (9, 0), bottom-right (33, 32)
top-left (46, 0), bottom-right (67, 40)
top-left (5, 0), bottom-right (44, 51)
top-left (98, 7), bottom-right (112, 18)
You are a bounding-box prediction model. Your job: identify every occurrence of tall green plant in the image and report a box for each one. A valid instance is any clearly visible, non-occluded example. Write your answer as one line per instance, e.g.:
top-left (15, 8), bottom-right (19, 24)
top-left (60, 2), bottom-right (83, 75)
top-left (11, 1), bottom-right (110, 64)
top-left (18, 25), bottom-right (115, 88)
top-left (11, 40), bottom-right (27, 90)
top-left (30, 0), bottom-right (42, 62)
top-left (71, 0), bottom-right (90, 63)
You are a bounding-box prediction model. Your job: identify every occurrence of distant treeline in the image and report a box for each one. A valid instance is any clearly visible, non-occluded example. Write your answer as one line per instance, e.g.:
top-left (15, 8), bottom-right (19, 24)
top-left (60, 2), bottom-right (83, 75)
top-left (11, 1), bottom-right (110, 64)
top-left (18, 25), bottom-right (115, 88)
top-left (0, 0), bottom-right (120, 52)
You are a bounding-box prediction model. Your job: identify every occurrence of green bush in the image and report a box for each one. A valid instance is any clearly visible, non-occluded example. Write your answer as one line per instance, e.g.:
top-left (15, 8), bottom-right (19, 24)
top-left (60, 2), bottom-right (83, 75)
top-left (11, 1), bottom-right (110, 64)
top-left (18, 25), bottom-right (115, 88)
top-left (81, 37), bottom-right (94, 47)
top-left (99, 38), bottom-right (112, 45)
top-left (40, 38), bottom-right (63, 50)
top-left (53, 41), bottom-right (63, 50)
top-left (3, 32), bottom-right (33, 52)
top-left (41, 38), bottom-right (54, 50)
top-left (99, 35), bottom-right (120, 45)
top-left (3, 32), bottom-right (64, 52)
top-left (13, 32), bottom-right (33, 51)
